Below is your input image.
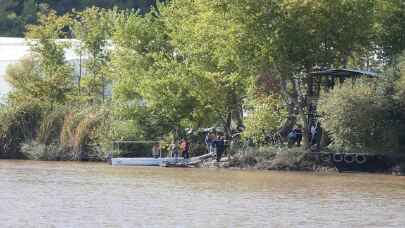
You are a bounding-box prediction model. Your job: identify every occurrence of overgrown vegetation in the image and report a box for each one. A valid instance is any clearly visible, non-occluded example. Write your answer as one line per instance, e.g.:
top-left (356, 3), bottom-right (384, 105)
top-left (1, 0), bottom-right (405, 163)
top-left (319, 58), bottom-right (405, 154)
top-left (0, 0), bottom-right (162, 37)
top-left (243, 95), bottom-right (287, 145)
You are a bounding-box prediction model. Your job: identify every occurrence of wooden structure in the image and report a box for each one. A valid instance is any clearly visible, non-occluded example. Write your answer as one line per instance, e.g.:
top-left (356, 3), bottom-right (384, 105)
top-left (306, 68), bottom-right (377, 124)
top-left (308, 68), bottom-right (377, 96)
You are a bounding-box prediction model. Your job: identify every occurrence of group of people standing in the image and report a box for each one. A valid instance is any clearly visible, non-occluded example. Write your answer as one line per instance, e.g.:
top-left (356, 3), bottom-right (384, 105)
top-left (167, 133), bottom-right (225, 162)
top-left (205, 132), bottom-right (226, 162)
top-left (169, 138), bottom-right (190, 159)
top-left (287, 122), bottom-right (322, 148)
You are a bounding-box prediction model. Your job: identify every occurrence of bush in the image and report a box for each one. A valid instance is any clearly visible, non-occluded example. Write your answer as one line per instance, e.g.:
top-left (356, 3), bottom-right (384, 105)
top-left (0, 102), bottom-right (111, 160)
top-left (318, 80), bottom-right (405, 154)
top-left (0, 102), bottom-right (43, 158)
top-left (59, 106), bottom-right (111, 160)
top-left (228, 145), bottom-right (315, 170)
top-left (21, 141), bottom-right (73, 160)
top-left (268, 147), bottom-right (309, 170)
top-left (243, 95), bottom-right (288, 145)
top-left (37, 105), bottom-right (66, 145)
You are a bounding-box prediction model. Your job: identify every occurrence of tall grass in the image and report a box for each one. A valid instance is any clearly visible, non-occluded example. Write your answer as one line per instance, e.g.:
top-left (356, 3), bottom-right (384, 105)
top-left (37, 106), bottom-right (66, 145)
top-left (0, 102), bottom-right (43, 158)
top-left (59, 106), bottom-right (110, 160)
top-left (0, 102), bottom-right (111, 160)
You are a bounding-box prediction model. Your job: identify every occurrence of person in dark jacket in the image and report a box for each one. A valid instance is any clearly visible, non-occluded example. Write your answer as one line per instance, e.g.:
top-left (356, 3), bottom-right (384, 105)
top-left (293, 124), bottom-right (303, 146)
top-left (213, 135), bottom-right (225, 162)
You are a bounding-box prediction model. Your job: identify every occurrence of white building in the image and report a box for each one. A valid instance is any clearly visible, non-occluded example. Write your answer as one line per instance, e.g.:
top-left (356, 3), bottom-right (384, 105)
top-left (0, 37), bottom-right (94, 101)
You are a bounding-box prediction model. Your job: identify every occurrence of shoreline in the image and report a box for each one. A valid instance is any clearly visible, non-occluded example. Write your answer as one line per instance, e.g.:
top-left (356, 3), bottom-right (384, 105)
top-left (1, 153), bottom-right (404, 176)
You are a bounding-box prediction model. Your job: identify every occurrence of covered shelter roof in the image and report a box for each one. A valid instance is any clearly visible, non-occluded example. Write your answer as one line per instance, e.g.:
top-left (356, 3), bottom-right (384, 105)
top-left (310, 68), bottom-right (378, 78)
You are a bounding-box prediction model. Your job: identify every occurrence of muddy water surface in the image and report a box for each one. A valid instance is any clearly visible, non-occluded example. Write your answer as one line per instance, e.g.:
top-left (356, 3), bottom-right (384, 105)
top-left (0, 160), bottom-right (405, 227)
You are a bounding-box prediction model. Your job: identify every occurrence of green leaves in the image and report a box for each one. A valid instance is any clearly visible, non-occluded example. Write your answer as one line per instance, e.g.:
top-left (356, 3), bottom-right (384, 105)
top-left (71, 7), bottom-right (116, 102)
top-left (7, 0), bottom-right (404, 147)
top-left (243, 95), bottom-right (288, 144)
top-left (377, 0), bottom-right (405, 61)
top-left (9, 10), bottom-right (74, 105)
top-left (318, 76), bottom-right (405, 153)
top-left (272, 0), bottom-right (377, 70)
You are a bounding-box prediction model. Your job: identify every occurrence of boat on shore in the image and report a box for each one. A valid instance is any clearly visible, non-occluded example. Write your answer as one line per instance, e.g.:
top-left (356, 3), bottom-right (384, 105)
top-left (111, 157), bottom-right (186, 166)
top-left (110, 152), bottom-right (215, 167)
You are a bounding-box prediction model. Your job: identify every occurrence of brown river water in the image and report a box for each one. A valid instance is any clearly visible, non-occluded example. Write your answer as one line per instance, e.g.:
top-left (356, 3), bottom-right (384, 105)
top-left (0, 160), bottom-right (405, 228)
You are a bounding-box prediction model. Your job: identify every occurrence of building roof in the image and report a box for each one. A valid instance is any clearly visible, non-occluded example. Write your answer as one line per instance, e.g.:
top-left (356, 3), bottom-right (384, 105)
top-left (310, 68), bottom-right (378, 78)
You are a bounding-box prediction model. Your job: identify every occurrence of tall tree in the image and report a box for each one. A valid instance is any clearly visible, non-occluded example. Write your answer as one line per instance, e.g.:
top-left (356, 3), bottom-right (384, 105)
top-left (377, 0), bottom-right (405, 62)
top-left (110, 10), bottom-right (206, 137)
top-left (13, 10), bottom-right (74, 105)
top-left (265, 0), bottom-right (377, 146)
top-left (71, 7), bottom-right (115, 103)
top-left (163, 0), bottom-right (257, 136)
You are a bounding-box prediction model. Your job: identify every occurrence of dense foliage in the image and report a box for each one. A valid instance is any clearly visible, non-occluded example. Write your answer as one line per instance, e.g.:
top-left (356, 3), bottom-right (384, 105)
top-left (0, 0), bottom-right (161, 37)
top-left (1, 0), bottom-right (405, 159)
top-left (318, 78), bottom-right (405, 154)
top-left (243, 96), bottom-right (287, 145)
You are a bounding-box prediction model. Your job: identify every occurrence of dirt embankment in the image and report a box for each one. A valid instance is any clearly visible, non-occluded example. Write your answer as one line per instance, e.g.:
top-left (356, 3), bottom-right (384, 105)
top-left (198, 147), bottom-right (405, 175)
top-left (198, 147), bottom-right (337, 172)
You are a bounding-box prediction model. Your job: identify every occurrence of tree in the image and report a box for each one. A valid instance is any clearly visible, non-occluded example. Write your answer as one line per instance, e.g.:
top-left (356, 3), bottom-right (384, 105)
top-left (243, 95), bottom-right (288, 145)
top-left (0, 0), bottom-right (163, 37)
top-left (11, 10), bottom-right (74, 105)
top-left (377, 0), bottom-right (405, 62)
top-left (263, 0), bottom-right (377, 147)
top-left (110, 10), bottom-right (200, 139)
top-left (163, 0), bottom-right (258, 136)
top-left (318, 79), bottom-right (405, 154)
top-left (0, 0), bottom-right (38, 36)
top-left (5, 57), bottom-right (43, 104)
top-left (71, 7), bottom-right (116, 103)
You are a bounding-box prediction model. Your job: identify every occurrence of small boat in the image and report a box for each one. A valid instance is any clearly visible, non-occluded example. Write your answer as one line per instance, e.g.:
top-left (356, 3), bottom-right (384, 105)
top-left (110, 152), bottom-right (216, 167)
top-left (111, 157), bottom-right (186, 166)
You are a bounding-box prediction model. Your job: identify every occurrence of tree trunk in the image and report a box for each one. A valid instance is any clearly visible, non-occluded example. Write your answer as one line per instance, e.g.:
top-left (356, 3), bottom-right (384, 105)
top-left (280, 77), bottom-right (311, 149)
top-left (224, 111), bottom-right (232, 139)
top-left (78, 48), bottom-right (82, 96)
top-left (101, 74), bottom-right (105, 103)
top-left (298, 107), bottom-right (310, 148)
top-left (232, 102), bottom-right (244, 128)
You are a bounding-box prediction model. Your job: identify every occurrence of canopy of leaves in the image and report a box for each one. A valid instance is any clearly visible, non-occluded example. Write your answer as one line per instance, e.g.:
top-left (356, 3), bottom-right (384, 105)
top-left (0, 0), bottom-right (162, 36)
top-left (6, 11), bottom-right (74, 105)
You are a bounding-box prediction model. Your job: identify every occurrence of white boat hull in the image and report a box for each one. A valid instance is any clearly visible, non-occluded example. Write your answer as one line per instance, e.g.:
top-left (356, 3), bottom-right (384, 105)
top-left (111, 157), bottom-right (185, 166)
top-left (110, 153), bottom-right (215, 166)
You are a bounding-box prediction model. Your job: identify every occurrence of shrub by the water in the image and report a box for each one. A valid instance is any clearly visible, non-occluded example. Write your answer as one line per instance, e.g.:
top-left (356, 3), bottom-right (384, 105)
top-left (229, 145), bottom-right (314, 170)
top-left (318, 80), bottom-right (405, 154)
top-left (0, 102), bottom-right (111, 160)
top-left (0, 102), bottom-right (43, 158)
top-left (21, 141), bottom-right (72, 160)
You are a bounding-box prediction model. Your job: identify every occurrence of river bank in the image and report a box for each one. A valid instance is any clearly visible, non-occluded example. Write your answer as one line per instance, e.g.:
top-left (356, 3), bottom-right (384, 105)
top-left (199, 151), bottom-right (337, 172)
top-left (2, 144), bottom-right (405, 175)
top-left (198, 147), bottom-right (405, 176)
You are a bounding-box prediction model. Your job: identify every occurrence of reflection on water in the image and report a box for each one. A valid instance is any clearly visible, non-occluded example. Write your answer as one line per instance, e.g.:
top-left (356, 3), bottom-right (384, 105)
top-left (0, 160), bottom-right (405, 227)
